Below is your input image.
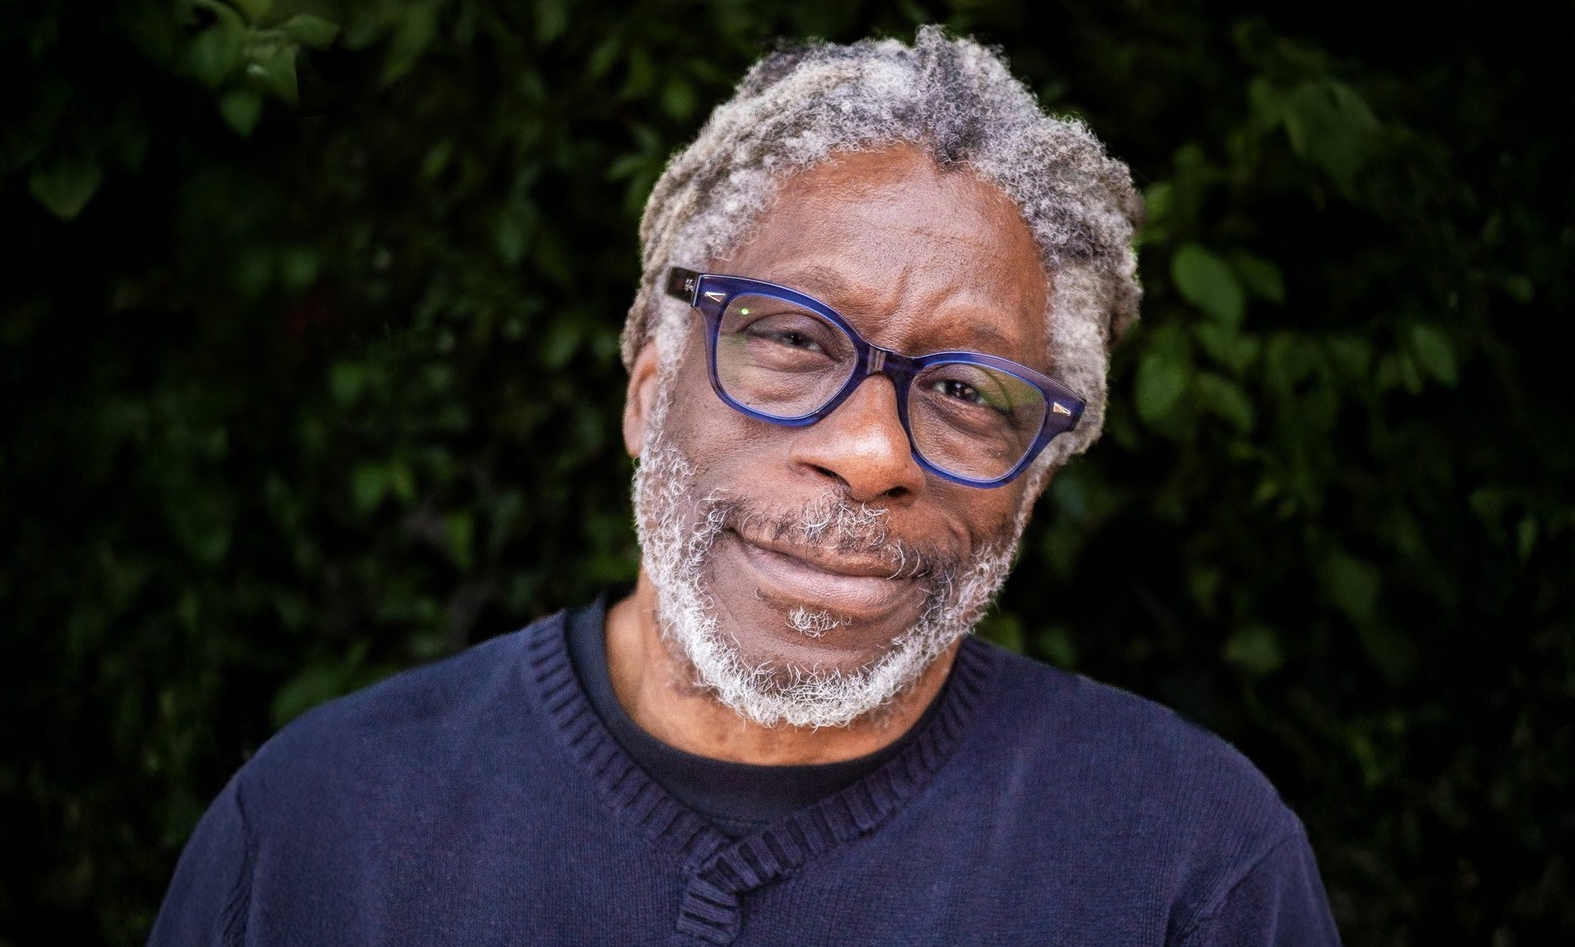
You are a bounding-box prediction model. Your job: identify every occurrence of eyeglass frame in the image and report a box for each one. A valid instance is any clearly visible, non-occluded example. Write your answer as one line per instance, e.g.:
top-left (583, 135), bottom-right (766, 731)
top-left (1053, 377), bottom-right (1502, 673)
top-left (664, 266), bottom-right (1086, 489)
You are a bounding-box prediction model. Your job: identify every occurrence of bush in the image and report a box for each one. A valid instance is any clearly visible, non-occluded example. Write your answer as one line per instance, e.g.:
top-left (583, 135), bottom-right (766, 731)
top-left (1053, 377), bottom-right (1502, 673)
top-left (2, 1), bottom-right (1568, 943)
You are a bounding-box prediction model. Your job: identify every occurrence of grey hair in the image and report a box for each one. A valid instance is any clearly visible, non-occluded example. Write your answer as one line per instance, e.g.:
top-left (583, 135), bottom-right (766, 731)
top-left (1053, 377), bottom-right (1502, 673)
top-left (622, 25), bottom-right (1142, 469)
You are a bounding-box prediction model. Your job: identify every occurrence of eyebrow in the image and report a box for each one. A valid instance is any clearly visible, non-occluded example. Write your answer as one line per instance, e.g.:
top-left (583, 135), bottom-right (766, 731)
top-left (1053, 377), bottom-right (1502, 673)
top-left (763, 265), bottom-right (1026, 356)
top-left (771, 265), bottom-right (855, 302)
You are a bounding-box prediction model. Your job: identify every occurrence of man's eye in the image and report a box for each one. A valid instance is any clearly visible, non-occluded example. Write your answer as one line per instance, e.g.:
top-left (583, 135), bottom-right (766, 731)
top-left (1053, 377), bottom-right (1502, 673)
top-left (750, 326), bottom-right (824, 352)
top-left (930, 377), bottom-right (1006, 412)
top-left (920, 368), bottom-right (1028, 424)
top-left (936, 378), bottom-right (986, 405)
top-left (732, 308), bottom-right (846, 357)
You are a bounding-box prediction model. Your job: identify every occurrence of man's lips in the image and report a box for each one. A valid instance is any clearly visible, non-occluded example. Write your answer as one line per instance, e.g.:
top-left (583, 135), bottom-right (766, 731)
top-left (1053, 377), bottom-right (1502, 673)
top-left (726, 530), bottom-right (926, 620)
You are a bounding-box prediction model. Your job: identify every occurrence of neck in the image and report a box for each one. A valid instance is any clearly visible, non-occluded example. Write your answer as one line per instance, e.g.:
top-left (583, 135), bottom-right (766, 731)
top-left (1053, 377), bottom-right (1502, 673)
top-left (604, 573), bottom-right (958, 766)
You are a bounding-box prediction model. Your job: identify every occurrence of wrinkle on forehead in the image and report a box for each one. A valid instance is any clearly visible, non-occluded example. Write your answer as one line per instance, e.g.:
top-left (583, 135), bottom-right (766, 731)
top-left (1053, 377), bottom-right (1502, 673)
top-left (715, 145), bottom-right (1049, 364)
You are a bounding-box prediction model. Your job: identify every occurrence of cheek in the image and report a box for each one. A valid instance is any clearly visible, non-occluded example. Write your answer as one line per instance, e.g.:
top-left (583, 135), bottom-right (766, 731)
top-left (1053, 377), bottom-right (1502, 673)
top-left (657, 354), bottom-right (780, 475)
top-left (930, 482), bottom-right (1032, 556)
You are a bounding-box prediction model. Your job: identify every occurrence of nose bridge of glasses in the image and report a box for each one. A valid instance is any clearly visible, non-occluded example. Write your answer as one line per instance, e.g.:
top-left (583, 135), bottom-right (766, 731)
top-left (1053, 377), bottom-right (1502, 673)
top-left (838, 342), bottom-right (926, 425)
top-left (856, 342), bottom-right (925, 393)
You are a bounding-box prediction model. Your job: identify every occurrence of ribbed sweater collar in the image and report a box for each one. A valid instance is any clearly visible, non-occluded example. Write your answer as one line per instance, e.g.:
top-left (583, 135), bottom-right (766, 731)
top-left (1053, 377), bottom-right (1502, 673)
top-left (523, 600), bottom-right (999, 945)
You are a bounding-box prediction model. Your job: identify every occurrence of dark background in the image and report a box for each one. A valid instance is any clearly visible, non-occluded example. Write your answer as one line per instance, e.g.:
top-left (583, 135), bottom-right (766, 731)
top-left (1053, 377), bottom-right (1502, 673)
top-left (2, 1), bottom-right (1569, 943)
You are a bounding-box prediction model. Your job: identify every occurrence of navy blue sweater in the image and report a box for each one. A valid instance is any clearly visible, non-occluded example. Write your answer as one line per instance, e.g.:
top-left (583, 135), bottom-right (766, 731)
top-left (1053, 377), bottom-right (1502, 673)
top-left (149, 601), bottom-right (1341, 946)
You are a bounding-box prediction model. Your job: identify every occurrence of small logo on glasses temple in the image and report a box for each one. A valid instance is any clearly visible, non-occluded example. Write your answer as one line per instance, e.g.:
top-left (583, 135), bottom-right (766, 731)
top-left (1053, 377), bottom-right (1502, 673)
top-left (1052, 402), bottom-right (1073, 416)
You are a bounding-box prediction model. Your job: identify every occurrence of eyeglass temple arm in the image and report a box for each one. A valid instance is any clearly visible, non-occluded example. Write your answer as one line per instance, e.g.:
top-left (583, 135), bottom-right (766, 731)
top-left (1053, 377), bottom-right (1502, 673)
top-left (666, 267), bottom-right (702, 304)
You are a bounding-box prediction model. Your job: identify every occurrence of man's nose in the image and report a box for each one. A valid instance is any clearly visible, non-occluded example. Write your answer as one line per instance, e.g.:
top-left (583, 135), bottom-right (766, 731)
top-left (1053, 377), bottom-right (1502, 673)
top-left (788, 375), bottom-right (926, 503)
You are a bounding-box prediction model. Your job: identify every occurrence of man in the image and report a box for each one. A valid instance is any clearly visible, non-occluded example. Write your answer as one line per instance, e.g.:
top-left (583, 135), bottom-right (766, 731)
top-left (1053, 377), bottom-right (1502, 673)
top-left (151, 28), bottom-right (1341, 946)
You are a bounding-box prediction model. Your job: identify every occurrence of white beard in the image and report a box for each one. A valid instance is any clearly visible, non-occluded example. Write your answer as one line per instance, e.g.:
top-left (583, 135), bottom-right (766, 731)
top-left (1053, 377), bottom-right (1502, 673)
top-left (631, 407), bottom-right (1025, 730)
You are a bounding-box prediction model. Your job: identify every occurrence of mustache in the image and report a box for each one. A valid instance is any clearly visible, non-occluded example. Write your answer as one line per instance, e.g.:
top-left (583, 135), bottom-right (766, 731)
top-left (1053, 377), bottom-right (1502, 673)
top-left (695, 493), bottom-right (953, 582)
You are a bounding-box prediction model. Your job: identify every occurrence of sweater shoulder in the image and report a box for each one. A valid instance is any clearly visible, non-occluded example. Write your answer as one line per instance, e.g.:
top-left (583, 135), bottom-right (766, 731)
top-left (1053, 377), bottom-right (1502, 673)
top-left (971, 639), bottom-right (1300, 839)
top-left (956, 641), bottom-right (1312, 926)
top-left (283, 614), bottom-right (551, 737)
top-left (233, 611), bottom-right (566, 815)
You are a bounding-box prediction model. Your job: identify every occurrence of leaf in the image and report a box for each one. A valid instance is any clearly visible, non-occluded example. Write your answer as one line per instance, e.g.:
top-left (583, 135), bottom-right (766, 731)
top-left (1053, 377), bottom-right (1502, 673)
top-left (1194, 371), bottom-right (1255, 432)
top-left (1262, 332), bottom-right (1319, 399)
top-left (28, 158), bottom-right (103, 220)
top-left (229, 0), bottom-right (273, 22)
top-left (662, 77), bottom-right (695, 121)
top-left (1323, 335), bottom-right (1373, 382)
top-left (445, 511), bottom-right (475, 570)
top-left (1280, 79), bottom-right (1381, 192)
top-left (1319, 549), bottom-right (1379, 625)
top-left (351, 463), bottom-right (386, 513)
top-left (1379, 351), bottom-right (1424, 396)
top-left (1134, 352), bottom-right (1191, 428)
top-left (1408, 323), bottom-right (1457, 387)
top-left (1247, 76), bottom-right (1284, 128)
top-left (245, 43), bottom-right (299, 103)
top-left (1356, 623), bottom-right (1417, 684)
top-left (186, 7), bottom-right (246, 87)
top-left (1132, 324), bottom-right (1193, 429)
top-left (421, 140), bottom-right (454, 180)
top-left (279, 245), bottom-right (321, 290)
top-left (1046, 464), bottom-right (1120, 523)
top-left (1224, 624), bottom-right (1284, 677)
top-left (494, 211), bottom-right (527, 266)
top-left (166, 490), bottom-right (234, 568)
top-left (1172, 244), bottom-right (1245, 325)
top-left (219, 89), bottom-right (265, 136)
top-left (1038, 520), bottom-right (1084, 580)
top-left (387, 463), bottom-right (417, 504)
top-left (1467, 486), bottom-right (1512, 530)
top-left (535, 0), bottom-right (569, 44)
top-left (1501, 275), bottom-right (1534, 304)
top-left (281, 14), bottom-right (340, 50)
top-left (1229, 251), bottom-right (1286, 304)
top-left (1037, 624), bottom-right (1078, 669)
top-left (1187, 564), bottom-right (1222, 614)
top-left (1141, 181), bottom-right (1172, 230)
top-left (384, 0), bottom-right (440, 82)
top-left (1516, 516), bottom-right (1538, 561)
top-left (622, 45), bottom-right (654, 97)
top-left (542, 321), bottom-right (581, 369)
top-left (588, 36), bottom-right (622, 78)
top-left (1194, 322), bottom-right (1261, 375)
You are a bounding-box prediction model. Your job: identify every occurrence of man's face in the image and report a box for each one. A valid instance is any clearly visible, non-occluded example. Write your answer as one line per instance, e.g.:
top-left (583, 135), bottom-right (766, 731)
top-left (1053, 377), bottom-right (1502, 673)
top-left (627, 144), bottom-right (1050, 728)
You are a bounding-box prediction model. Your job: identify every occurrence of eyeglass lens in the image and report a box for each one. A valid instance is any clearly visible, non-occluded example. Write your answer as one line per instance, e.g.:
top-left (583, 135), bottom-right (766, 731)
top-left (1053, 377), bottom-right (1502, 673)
top-left (716, 293), bottom-right (1049, 482)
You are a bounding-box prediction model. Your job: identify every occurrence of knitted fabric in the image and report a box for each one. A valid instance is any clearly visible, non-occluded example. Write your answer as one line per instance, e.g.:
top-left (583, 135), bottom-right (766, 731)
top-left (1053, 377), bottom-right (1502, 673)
top-left (149, 599), bottom-right (1341, 946)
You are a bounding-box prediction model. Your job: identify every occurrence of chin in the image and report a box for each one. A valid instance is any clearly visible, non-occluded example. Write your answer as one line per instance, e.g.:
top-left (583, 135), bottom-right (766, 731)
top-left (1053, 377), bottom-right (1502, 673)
top-left (635, 460), bottom-right (1014, 729)
top-left (664, 604), bottom-right (957, 730)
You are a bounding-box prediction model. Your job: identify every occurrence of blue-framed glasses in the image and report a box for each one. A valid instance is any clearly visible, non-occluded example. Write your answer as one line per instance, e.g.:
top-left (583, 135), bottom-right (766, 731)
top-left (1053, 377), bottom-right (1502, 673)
top-left (666, 267), bottom-right (1086, 488)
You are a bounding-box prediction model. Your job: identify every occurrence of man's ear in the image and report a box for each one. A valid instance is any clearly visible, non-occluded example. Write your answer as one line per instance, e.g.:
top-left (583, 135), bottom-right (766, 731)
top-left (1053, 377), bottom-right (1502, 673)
top-left (622, 344), bottom-right (661, 458)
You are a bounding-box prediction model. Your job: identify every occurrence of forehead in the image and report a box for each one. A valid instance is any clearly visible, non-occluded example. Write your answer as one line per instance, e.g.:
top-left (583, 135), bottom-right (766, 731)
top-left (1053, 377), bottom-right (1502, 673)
top-left (715, 145), bottom-right (1050, 364)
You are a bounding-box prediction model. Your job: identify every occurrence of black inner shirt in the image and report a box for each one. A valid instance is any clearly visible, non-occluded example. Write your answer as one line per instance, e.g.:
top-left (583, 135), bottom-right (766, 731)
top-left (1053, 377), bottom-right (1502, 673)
top-left (564, 595), bottom-right (944, 838)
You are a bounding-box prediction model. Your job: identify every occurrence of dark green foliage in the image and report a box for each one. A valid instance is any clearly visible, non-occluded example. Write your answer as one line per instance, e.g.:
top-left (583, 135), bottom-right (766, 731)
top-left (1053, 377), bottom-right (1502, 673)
top-left (1, 1), bottom-right (1568, 943)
